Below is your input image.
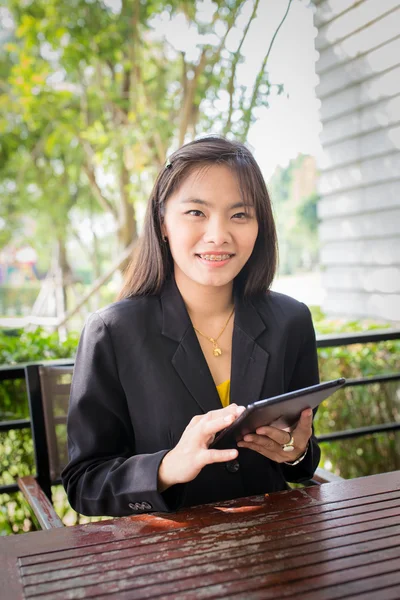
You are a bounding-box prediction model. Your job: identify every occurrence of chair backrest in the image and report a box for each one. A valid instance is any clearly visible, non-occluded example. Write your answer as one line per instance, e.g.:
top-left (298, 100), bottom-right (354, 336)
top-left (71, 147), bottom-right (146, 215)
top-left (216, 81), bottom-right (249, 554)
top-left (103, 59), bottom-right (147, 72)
top-left (39, 365), bottom-right (73, 481)
top-left (25, 363), bottom-right (73, 498)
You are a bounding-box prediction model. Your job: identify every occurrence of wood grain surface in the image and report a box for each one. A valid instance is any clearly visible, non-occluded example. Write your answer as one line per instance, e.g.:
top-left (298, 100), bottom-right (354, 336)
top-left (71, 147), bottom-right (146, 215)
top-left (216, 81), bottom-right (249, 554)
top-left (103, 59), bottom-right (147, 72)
top-left (1, 470), bottom-right (400, 599)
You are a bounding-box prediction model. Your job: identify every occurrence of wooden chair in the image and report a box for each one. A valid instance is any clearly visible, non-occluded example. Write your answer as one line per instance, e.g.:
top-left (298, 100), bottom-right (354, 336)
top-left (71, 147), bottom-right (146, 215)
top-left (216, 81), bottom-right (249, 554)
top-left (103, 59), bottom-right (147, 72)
top-left (17, 363), bottom-right (342, 530)
top-left (17, 364), bottom-right (73, 530)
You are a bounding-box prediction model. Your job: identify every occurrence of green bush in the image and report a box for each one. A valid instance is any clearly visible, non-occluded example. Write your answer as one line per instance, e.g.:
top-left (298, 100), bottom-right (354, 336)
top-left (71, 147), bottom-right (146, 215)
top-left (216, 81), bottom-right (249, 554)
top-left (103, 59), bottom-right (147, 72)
top-left (0, 328), bottom-right (112, 535)
top-left (0, 328), bottom-right (79, 365)
top-left (0, 328), bottom-right (79, 535)
top-left (311, 310), bottom-right (400, 479)
top-left (0, 315), bottom-right (399, 535)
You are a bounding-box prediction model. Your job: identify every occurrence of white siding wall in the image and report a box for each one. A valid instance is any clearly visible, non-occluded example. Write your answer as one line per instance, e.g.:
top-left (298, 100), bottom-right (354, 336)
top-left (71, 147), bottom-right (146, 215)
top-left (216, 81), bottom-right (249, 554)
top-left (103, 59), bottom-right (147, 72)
top-left (314, 0), bottom-right (400, 321)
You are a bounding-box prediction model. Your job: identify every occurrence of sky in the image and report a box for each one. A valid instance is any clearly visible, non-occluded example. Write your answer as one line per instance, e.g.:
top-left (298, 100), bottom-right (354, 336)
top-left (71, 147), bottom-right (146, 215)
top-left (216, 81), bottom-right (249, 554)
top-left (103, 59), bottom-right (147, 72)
top-left (244, 0), bottom-right (323, 179)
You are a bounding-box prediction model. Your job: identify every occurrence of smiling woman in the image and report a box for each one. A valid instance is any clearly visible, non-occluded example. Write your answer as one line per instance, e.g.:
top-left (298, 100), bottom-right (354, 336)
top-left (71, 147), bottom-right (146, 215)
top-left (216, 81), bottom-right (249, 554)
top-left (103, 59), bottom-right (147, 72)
top-left (62, 136), bottom-right (321, 517)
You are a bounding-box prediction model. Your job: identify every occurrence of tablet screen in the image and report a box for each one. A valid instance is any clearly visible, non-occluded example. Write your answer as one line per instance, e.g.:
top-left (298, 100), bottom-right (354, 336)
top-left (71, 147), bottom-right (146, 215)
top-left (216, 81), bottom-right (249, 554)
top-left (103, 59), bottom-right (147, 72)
top-left (211, 378), bottom-right (346, 450)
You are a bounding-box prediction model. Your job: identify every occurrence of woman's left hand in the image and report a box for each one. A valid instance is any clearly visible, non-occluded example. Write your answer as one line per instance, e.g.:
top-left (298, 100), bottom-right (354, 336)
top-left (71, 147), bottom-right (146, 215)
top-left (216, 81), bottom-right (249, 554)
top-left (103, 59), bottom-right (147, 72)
top-left (237, 408), bottom-right (313, 463)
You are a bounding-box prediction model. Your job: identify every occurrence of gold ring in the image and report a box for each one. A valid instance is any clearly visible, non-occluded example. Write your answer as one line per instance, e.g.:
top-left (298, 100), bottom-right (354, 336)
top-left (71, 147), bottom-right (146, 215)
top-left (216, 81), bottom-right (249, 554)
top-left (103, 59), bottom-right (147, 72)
top-left (282, 434), bottom-right (295, 453)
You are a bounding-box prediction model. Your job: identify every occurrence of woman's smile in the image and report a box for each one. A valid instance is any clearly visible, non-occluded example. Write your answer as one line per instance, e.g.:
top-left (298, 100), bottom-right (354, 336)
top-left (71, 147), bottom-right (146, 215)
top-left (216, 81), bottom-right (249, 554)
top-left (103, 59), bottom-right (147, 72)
top-left (196, 252), bottom-right (235, 267)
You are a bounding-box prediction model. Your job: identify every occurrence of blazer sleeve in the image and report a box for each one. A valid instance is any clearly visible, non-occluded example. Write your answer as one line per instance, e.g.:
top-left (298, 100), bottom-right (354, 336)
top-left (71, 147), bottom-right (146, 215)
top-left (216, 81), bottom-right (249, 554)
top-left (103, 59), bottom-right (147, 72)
top-left (61, 313), bottom-right (184, 516)
top-left (280, 303), bottom-right (321, 483)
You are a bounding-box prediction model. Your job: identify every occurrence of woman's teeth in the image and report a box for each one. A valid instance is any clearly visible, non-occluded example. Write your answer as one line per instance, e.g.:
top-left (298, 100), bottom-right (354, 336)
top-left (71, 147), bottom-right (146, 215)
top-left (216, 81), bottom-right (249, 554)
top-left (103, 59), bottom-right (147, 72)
top-left (199, 254), bottom-right (232, 261)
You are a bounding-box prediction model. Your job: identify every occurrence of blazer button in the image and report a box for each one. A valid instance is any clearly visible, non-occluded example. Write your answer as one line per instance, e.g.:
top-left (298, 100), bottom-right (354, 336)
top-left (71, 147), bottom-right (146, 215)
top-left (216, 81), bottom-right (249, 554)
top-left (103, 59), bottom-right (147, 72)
top-left (226, 459), bottom-right (240, 473)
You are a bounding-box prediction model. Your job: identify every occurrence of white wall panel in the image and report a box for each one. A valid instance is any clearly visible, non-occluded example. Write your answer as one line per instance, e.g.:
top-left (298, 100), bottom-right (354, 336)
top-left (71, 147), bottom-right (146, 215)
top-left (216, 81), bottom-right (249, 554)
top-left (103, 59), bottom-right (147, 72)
top-left (319, 208), bottom-right (400, 242)
top-left (322, 266), bottom-right (400, 293)
top-left (316, 37), bottom-right (400, 98)
top-left (314, 0), bottom-right (362, 28)
top-left (320, 237), bottom-right (400, 266)
top-left (318, 153), bottom-right (400, 195)
top-left (320, 95), bottom-right (400, 145)
top-left (316, 9), bottom-right (400, 73)
top-left (320, 65), bottom-right (400, 121)
top-left (318, 124), bottom-right (400, 170)
top-left (314, 0), bottom-right (400, 321)
top-left (320, 236), bottom-right (400, 267)
top-left (315, 0), bottom-right (399, 50)
top-left (317, 180), bottom-right (400, 219)
top-left (322, 290), bottom-right (400, 320)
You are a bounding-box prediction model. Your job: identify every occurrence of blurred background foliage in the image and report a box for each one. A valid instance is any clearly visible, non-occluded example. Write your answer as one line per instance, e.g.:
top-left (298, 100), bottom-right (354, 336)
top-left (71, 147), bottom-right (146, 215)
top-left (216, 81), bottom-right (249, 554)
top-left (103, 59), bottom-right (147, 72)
top-left (1, 312), bottom-right (399, 535)
top-left (269, 154), bottom-right (319, 276)
top-left (1, 0), bottom-right (288, 311)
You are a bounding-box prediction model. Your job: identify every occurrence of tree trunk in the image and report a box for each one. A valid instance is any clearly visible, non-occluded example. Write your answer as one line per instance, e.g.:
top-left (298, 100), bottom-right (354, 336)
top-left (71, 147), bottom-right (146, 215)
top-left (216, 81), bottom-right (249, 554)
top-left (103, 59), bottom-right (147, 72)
top-left (117, 161), bottom-right (137, 273)
top-left (57, 237), bottom-right (73, 313)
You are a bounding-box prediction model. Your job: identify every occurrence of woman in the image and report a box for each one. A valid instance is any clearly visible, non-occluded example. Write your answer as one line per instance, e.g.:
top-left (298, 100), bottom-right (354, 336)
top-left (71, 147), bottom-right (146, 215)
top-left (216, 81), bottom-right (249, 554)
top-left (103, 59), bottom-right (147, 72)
top-left (62, 136), bottom-right (320, 517)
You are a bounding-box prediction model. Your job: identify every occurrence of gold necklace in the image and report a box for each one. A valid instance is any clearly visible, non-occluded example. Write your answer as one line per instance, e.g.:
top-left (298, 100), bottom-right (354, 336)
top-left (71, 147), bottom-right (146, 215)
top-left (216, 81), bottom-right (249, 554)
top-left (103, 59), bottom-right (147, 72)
top-left (193, 307), bottom-right (235, 357)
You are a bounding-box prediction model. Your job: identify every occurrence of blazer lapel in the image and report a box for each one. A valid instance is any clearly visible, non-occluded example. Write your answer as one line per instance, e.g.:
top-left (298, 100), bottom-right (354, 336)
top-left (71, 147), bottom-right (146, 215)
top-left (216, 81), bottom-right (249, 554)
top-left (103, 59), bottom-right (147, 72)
top-left (161, 277), bottom-right (270, 413)
top-left (230, 293), bottom-right (270, 408)
top-left (161, 278), bottom-right (222, 414)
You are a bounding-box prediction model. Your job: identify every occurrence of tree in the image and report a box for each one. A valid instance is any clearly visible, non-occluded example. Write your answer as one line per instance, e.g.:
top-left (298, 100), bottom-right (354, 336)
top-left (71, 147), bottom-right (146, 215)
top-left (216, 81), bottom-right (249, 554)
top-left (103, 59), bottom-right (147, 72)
top-left (1, 0), bottom-right (292, 307)
top-left (269, 154), bottom-right (319, 275)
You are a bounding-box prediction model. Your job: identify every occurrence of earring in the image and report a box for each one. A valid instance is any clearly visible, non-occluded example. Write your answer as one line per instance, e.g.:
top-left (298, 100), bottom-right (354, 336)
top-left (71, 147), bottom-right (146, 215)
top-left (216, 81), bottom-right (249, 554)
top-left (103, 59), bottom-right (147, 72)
top-left (162, 235), bottom-right (167, 242)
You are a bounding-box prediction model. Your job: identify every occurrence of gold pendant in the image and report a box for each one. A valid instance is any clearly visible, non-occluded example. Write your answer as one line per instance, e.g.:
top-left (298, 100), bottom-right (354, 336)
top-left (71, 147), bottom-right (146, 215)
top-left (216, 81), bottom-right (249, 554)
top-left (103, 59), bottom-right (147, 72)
top-left (211, 339), bottom-right (222, 357)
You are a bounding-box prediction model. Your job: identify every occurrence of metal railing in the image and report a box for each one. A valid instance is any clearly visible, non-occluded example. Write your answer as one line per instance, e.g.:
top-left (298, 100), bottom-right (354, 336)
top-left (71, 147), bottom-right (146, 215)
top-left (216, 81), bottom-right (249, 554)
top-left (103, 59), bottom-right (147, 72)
top-left (1, 329), bottom-right (399, 495)
top-left (315, 328), bottom-right (400, 442)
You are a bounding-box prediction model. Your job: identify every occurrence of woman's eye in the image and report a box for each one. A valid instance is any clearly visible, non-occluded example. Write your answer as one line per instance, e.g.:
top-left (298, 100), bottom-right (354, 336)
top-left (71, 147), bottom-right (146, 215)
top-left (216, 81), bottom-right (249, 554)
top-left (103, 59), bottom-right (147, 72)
top-left (232, 212), bottom-right (250, 219)
top-left (185, 210), bottom-right (204, 217)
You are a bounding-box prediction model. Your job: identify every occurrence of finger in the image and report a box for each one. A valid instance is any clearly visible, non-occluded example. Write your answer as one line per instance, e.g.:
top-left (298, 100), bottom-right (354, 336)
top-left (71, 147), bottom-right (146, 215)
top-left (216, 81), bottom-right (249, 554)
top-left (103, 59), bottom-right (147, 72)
top-left (186, 414), bottom-right (203, 430)
top-left (206, 404), bottom-right (245, 421)
top-left (242, 433), bottom-right (300, 460)
top-left (205, 433), bottom-right (215, 447)
top-left (241, 433), bottom-right (282, 454)
top-left (202, 413), bottom-right (239, 438)
top-left (189, 405), bottom-right (245, 431)
top-left (238, 439), bottom-right (294, 463)
top-left (237, 440), bottom-right (282, 460)
top-left (255, 426), bottom-right (292, 446)
top-left (269, 419), bottom-right (292, 431)
top-left (293, 408), bottom-right (313, 436)
top-left (203, 447), bottom-right (239, 465)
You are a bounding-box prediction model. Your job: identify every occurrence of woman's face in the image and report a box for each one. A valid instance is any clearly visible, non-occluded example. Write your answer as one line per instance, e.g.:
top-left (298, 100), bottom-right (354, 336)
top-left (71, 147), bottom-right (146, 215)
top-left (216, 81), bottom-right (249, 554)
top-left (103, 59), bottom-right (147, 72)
top-left (162, 164), bottom-right (259, 290)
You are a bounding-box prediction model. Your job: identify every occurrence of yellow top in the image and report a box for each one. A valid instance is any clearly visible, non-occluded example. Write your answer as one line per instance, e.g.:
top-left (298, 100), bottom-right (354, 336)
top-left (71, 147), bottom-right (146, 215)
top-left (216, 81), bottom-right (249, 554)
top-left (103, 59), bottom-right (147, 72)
top-left (216, 379), bottom-right (231, 408)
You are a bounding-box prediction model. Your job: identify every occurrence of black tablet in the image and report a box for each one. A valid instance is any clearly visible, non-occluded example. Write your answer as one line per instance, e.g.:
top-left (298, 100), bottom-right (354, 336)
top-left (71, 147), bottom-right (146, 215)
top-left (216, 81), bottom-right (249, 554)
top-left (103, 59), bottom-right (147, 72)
top-left (210, 378), bottom-right (346, 450)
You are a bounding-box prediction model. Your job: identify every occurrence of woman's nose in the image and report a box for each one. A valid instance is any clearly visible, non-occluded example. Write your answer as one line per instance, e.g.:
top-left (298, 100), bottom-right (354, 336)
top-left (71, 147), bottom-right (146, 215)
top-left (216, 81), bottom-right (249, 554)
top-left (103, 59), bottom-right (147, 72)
top-left (203, 217), bottom-right (231, 245)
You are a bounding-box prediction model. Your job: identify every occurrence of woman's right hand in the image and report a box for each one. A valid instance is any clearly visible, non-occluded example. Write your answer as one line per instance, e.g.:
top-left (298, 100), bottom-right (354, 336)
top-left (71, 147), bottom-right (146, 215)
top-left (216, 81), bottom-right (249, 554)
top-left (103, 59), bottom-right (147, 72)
top-left (158, 403), bottom-right (245, 492)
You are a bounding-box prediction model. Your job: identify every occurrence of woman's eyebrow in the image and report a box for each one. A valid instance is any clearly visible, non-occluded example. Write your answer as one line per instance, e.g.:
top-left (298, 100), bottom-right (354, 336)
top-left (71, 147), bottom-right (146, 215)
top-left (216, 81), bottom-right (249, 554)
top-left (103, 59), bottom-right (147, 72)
top-left (180, 198), bottom-right (248, 210)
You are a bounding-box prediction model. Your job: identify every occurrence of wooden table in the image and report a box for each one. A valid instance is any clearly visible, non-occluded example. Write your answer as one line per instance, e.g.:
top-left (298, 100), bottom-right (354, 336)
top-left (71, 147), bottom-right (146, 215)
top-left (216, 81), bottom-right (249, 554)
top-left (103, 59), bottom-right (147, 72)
top-left (2, 471), bottom-right (400, 599)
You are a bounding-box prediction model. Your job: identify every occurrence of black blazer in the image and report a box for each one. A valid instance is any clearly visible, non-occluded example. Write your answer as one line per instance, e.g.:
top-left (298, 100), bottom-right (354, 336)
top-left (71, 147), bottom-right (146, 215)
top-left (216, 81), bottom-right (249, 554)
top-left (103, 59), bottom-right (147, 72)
top-left (62, 277), bottom-right (320, 517)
